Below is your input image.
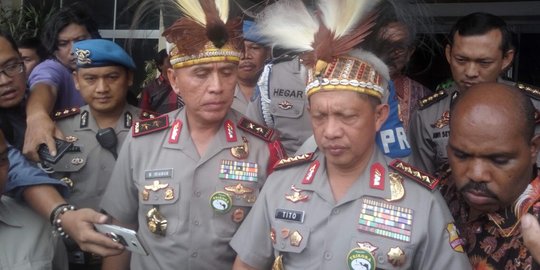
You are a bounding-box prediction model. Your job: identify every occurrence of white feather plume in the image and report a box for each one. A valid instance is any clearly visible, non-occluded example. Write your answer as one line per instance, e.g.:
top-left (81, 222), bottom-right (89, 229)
top-left (256, 0), bottom-right (318, 52)
top-left (215, 0), bottom-right (229, 23)
top-left (174, 0), bottom-right (229, 26)
top-left (318, 0), bottom-right (380, 38)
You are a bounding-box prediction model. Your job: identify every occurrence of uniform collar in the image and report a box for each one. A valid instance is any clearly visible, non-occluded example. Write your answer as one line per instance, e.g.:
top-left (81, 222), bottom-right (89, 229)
top-left (74, 104), bottom-right (137, 133)
top-left (297, 148), bottom-right (393, 205)
top-left (163, 109), bottom-right (245, 162)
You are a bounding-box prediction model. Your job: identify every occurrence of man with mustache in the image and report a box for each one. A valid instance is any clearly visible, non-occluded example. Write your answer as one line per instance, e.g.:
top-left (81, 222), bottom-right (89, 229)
top-left (233, 20), bottom-right (270, 114)
top-left (443, 82), bottom-right (540, 269)
top-left (99, 1), bottom-right (284, 268)
top-left (409, 12), bottom-right (540, 175)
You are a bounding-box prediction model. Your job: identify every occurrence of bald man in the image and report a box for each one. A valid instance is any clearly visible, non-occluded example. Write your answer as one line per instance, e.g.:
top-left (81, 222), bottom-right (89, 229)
top-left (442, 82), bottom-right (540, 269)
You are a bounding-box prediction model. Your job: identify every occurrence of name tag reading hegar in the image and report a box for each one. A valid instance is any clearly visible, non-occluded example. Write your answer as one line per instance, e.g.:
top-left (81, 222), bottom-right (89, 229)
top-left (275, 208), bottom-right (305, 223)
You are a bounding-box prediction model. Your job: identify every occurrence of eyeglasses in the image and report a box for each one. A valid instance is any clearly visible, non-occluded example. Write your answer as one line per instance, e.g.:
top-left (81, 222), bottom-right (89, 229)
top-left (0, 62), bottom-right (24, 78)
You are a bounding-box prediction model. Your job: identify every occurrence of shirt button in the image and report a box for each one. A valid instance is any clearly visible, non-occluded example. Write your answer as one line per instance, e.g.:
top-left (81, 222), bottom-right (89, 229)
top-left (193, 220), bottom-right (200, 226)
top-left (332, 209), bottom-right (340, 215)
top-left (191, 252), bottom-right (198, 257)
top-left (324, 251), bottom-right (332, 260)
top-left (378, 255), bottom-right (385, 264)
top-left (194, 191), bottom-right (201, 197)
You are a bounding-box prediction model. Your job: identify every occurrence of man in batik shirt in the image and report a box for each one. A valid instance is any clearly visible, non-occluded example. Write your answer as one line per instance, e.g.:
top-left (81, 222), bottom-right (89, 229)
top-left (443, 82), bottom-right (540, 270)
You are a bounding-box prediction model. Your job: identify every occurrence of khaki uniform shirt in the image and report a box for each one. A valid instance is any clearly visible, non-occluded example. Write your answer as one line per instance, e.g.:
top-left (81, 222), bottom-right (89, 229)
top-left (409, 81), bottom-right (540, 174)
top-left (50, 104), bottom-right (140, 210)
top-left (232, 85), bottom-right (250, 114)
top-left (246, 57), bottom-right (312, 156)
top-left (100, 108), bottom-right (283, 270)
top-left (231, 149), bottom-right (471, 270)
top-left (0, 196), bottom-right (68, 270)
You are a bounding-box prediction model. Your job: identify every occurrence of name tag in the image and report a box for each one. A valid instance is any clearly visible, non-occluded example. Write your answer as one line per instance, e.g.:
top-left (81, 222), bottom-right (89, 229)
top-left (275, 208), bottom-right (305, 223)
top-left (145, 169), bottom-right (173, 179)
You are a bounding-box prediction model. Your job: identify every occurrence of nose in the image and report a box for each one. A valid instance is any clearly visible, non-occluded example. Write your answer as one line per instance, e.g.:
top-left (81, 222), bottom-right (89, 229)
top-left (465, 158), bottom-right (491, 183)
top-left (242, 48), bottom-right (253, 60)
top-left (323, 116), bottom-right (344, 140)
top-left (207, 71), bottom-right (224, 94)
top-left (95, 78), bottom-right (109, 93)
top-left (464, 62), bottom-right (479, 78)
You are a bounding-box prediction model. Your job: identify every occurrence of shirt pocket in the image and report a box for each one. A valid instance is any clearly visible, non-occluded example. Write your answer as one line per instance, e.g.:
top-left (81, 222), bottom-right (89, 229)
top-left (139, 179), bottom-right (180, 235)
top-left (270, 98), bottom-right (305, 119)
top-left (272, 223), bottom-right (310, 254)
top-left (348, 236), bottom-right (415, 270)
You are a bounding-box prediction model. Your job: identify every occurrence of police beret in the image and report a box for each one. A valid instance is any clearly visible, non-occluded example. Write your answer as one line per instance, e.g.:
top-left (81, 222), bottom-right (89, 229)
top-left (243, 20), bottom-right (266, 45)
top-left (73, 39), bottom-right (136, 70)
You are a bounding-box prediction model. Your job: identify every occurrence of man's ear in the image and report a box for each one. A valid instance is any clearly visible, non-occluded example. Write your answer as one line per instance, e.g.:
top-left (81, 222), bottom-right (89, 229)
top-left (72, 71), bottom-right (80, 92)
top-left (127, 71), bottom-right (134, 87)
top-left (167, 68), bottom-right (182, 96)
top-left (374, 104), bottom-right (389, 132)
top-left (445, 44), bottom-right (452, 65)
top-left (501, 49), bottom-right (515, 71)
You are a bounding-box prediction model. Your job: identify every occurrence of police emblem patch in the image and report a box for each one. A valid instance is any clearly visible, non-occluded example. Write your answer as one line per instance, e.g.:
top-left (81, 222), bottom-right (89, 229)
top-left (347, 248), bottom-right (376, 270)
top-left (446, 223), bottom-right (465, 253)
top-left (210, 191), bottom-right (232, 213)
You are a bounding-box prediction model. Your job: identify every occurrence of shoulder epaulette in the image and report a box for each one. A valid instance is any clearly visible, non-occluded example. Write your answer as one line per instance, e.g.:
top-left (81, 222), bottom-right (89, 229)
top-left (237, 117), bottom-right (275, 142)
top-left (389, 159), bottom-right (439, 191)
top-left (418, 89), bottom-right (448, 110)
top-left (516, 82), bottom-right (540, 101)
top-left (52, 107), bottom-right (80, 121)
top-left (132, 114), bottom-right (169, 137)
top-left (140, 109), bottom-right (160, 120)
top-left (273, 152), bottom-right (314, 170)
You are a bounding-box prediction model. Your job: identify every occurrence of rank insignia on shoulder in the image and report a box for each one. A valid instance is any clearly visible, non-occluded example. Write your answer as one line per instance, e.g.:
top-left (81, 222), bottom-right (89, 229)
top-left (418, 90), bottom-right (448, 110)
top-left (517, 82), bottom-right (540, 100)
top-left (53, 107), bottom-right (80, 121)
top-left (140, 109), bottom-right (160, 120)
top-left (133, 115), bottom-right (169, 137)
top-left (237, 117), bottom-right (275, 142)
top-left (273, 152), bottom-right (314, 170)
top-left (390, 160), bottom-right (439, 190)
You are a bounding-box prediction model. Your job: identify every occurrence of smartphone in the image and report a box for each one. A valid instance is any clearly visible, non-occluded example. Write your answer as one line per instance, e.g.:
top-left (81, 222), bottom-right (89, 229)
top-left (38, 138), bottom-right (73, 164)
top-left (94, 224), bottom-right (149, 256)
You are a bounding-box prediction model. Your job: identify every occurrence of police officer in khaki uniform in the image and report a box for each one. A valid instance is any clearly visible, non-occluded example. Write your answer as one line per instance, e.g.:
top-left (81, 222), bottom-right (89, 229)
top-left (100, 1), bottom-right (284, 269)
top-left (245, 55), bottom-right (311, 155)
top-left (232, 2), bottom-right (470, 269)
top-left (409, 12), bottom-right (540, 175)
top-left (46, 39), bottom-right (140, 269)
top-left (232, 20), bottom-right (270, 114)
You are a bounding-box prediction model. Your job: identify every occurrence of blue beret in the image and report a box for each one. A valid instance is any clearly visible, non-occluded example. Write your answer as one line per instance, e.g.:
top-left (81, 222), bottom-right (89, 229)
top-left (73, 39), bottom-right (136, 70)
top-left (243, 20), bottom-right (266, 45)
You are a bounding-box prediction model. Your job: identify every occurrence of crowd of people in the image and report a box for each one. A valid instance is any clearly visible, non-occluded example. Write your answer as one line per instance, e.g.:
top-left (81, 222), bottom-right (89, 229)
top-left (0, 0), bottom-right (539, 269)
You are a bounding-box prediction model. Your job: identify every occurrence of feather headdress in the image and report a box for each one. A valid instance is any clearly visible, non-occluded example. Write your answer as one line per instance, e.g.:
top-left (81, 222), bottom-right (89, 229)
top-left (256, 0), bottom-right (387, 99)
top-left (163, 0), bottom-right (243, 69)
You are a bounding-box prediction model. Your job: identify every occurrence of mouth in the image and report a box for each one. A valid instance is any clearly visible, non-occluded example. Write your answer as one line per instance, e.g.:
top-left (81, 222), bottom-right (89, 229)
top-left (202, 101), bottom-right (226, 110)
top-left (323, 145), bottom-right (347, 156)
top-left (239, 63), bottom-right (255, 71)
top-left (462, 189), bottom-right (497, 207)
top-left (0, 89), bottom-right (19, 99)
top-left (94, 96), bottom-right (111, 103)
top-left (462, 81), bottom-right (477, 88)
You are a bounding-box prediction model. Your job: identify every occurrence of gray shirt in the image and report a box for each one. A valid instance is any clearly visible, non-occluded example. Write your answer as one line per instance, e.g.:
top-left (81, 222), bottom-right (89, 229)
top-left (50, 104), bottom-right (140, 210)
top-left (100, 108), bottom-right (282, 270)
top-left (0, 196), bottom-right (68, 270)
top-left (246, 57), bottom-right (312, 156)
top-left (231, 149), bottom-right (471, 269)
top-left (409, 81), bottom-right (540, 174)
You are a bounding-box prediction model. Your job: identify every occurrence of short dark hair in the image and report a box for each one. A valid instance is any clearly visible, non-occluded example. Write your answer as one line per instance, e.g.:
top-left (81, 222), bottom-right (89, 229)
top-left (0, 31), bottom-right (19, 53)
top-left (154, 49), bottom-right (168, 70)
top-left (16, 37), bottom-right (47, 60)
top-left (41, 3), bottom-right (100, 57)
top-left (448, 12), bottom-right (513, 55)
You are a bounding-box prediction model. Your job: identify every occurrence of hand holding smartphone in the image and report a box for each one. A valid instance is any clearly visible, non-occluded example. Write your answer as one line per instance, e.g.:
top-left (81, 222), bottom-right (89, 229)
top-left (94, 224), bottom-right (149, 255)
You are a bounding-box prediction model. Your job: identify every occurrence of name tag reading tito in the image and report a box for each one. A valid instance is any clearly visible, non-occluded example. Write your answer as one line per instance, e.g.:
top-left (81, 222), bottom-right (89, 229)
top-left (275, 208), bottom-right (305, 223)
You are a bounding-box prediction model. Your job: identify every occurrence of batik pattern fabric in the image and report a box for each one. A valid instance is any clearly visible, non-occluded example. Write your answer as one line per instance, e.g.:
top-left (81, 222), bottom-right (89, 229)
top-left (442, 176), bottom-right (540, 270)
